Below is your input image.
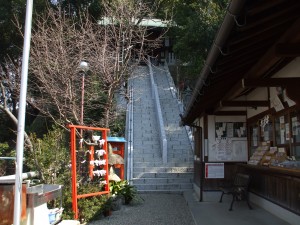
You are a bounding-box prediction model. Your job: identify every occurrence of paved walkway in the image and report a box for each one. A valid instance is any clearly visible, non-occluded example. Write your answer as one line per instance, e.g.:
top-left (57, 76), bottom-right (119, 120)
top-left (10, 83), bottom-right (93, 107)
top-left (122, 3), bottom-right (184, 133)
top-left (86, 191), bottom-right (292, 225)
top-left (87, 193), bottom-right (194, 225)
top-left (184, 191), bottom-right (292, 225)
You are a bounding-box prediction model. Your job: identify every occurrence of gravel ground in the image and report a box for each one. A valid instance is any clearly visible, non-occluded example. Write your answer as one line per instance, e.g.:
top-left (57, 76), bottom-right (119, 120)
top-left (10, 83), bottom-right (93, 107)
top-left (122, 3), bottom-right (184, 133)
top-left (87, 193), bottom-right (195, 225)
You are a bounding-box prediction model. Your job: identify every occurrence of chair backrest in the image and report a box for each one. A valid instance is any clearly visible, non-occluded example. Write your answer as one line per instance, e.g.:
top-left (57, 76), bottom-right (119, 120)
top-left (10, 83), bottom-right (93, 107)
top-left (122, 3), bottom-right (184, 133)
top-left (233, 173), bottom-right (251, 189)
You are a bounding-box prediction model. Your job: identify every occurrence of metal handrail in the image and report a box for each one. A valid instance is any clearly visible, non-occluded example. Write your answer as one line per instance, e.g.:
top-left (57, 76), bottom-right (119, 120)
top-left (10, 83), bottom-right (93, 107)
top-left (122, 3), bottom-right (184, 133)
top-left (148, 57), bottom-right (168, 164)
top-left (125, 83), bottom-right (134, 182)
top-left (163, 62), bottom-right (194, 154)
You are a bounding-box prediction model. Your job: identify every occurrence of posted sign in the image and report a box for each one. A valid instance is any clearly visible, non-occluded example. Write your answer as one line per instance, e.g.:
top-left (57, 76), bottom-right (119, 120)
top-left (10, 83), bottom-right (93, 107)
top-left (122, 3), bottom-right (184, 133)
top-left (205, 163), bottom-right (224, 179)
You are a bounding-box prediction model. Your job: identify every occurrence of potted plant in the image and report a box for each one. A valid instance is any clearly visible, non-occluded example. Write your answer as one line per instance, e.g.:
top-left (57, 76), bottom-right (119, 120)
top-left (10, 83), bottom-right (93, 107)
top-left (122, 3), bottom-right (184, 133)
top-left (109, 181), bottom-right (124, 210)
top-left (109, 180), bottom-right (137, 205)
top-left (102, 197), bottom-right (113, 217)
top-left (119, 181), bottom-right (137, 205)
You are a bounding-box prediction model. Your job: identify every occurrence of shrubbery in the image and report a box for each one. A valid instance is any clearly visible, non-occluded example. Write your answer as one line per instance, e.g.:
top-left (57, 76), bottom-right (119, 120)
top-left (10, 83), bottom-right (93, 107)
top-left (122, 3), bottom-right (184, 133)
top-left (25, 126), bottom-right (139, 223)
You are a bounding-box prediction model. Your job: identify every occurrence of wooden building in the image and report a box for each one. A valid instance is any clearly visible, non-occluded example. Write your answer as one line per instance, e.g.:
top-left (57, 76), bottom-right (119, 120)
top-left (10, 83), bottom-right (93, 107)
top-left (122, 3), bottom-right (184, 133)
top-left (180, 0), bottom-right (300, 223)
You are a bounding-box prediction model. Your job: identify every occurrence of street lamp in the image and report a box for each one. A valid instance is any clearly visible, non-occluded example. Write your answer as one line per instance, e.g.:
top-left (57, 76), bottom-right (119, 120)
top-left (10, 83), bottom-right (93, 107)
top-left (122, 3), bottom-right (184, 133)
top-left (79, 61), bottom-right (89, 148)
top-left (79, 61), bottom-right (89, 126)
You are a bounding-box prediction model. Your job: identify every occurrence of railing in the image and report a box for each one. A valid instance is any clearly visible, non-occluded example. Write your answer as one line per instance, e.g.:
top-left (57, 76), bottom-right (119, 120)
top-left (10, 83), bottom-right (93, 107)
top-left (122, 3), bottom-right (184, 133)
top-left (125, 83), bottom-right (134, 182)
top-left (163, 62), bottom-right (194, 153)
top-left (147, 57), bottom-right (168, 164)
top-left (0, 171), bottom-right (38, 182)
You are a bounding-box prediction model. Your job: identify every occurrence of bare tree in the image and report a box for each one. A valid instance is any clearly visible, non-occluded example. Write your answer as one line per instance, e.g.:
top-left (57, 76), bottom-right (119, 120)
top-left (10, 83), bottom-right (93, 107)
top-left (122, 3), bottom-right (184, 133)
top-left (0, 57), bottom-right (33, 151)
top-left (29, 0), bottom-right (164, 129)
top-left (0, 57), bottom-right (45, 179)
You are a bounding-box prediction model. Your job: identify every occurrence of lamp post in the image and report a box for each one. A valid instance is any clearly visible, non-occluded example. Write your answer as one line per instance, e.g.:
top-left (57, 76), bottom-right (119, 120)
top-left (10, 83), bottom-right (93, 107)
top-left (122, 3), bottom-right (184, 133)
top-left (79, 61), bottom-right (89, 147)
top-left (79, 61), bottom-right (89, 126)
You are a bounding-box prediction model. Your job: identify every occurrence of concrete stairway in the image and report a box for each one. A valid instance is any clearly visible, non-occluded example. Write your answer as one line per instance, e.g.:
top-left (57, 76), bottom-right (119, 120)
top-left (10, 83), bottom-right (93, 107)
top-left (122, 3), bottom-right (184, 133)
top-left (129, 65), bottom-right (194, 193)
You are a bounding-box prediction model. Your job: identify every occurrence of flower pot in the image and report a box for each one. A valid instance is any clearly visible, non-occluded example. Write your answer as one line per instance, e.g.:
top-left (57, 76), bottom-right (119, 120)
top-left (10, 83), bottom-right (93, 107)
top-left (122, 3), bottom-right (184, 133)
top-left (103, 209), bottom-right (112, 217)
top-left (111, 196), bottom-right (122, 210)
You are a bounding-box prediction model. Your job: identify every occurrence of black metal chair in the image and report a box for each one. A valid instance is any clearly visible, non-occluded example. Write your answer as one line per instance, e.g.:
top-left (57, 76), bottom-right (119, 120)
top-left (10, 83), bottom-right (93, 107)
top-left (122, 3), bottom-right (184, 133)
top-left (219, 173), bottom-right (253, 211)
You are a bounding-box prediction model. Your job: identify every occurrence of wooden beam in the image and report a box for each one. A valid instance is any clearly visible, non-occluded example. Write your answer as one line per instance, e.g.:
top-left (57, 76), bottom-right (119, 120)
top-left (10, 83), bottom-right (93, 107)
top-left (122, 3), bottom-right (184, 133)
top-left (213, 111), bottom-right (247, 116)
top-left (275, 43), bottom-right (300, 57)
top-left (286, 85), bottom-right (300, 108)
top-left (243, 78), bottom-right (300, 87)
top-left (238, 2), bottom-right (300, 32)
top-left (220, 100), bottom-right (269, 107)
top-left (221, 18), bottom-right (300, 101)
top-left (246, 0), bottom-right (287, 16)
top-left (244, 18), bottom-right (300, 79)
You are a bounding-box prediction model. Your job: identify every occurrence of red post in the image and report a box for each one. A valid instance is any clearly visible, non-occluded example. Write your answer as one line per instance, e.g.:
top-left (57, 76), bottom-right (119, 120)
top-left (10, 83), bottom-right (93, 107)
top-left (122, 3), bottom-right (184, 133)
top-left (89, 145), bottom-right (94, 179)
top-left (70, 126), bottom-right (78, 219)
top-left (102, 130), bottom-right (110, 193)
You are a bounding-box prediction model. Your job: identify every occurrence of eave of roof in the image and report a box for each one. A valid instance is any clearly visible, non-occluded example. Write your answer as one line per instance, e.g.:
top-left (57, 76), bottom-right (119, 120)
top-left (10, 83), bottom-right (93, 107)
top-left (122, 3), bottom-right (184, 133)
top-left (182, 0), bottom-right (300, 125)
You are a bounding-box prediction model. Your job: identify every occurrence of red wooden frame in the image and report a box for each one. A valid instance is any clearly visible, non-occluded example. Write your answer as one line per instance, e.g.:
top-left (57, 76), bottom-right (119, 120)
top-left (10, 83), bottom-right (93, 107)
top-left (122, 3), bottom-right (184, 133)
top-left (68, 124), bottom-right (110, 219)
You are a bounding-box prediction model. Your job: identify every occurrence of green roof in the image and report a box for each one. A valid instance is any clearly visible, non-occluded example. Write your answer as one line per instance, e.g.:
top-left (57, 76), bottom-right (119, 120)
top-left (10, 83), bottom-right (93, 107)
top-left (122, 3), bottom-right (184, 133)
top-left (98, 17), bottom-right (169, 27)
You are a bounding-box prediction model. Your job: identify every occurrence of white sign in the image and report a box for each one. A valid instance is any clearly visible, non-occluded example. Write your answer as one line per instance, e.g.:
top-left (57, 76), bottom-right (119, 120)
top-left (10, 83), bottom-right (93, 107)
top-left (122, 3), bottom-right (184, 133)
top-left (205, 163), bottom-right (224, 179)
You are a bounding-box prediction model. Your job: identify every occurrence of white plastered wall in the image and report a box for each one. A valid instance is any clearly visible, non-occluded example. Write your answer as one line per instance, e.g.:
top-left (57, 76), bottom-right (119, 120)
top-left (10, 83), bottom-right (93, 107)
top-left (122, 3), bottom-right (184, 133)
top-left (247, 87), bottom-right (269, 118)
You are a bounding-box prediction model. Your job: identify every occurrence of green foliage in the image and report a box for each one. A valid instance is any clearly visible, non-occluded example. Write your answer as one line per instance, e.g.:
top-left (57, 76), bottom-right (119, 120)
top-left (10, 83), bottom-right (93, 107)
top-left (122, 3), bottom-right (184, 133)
top-left (0, 0), bottom-right (50, 62)
top-left (109, 112), bottom-right (126, 137)
top-left (0, 142), bottom-right (12, 155)
top-left (26, 127), bottom-right (69, 184)
top-left (27, 115), bottom-right (53, 138)
top-left (25, 127), bottom-right (109, 222)
top-left (59, 186), bottom-right (75, 220)
top-left (77, 189), bottom-right (107, 222)
top-left (170, 0), bottom-right (228, 77)
top-left (110, 180), bottom-right (137, 204)
top-left (61, 184), bottom-right (108, 222)
top-left (0, 142), bottom-right (15, 176)
top-left (0, 112), bottom-right (16, 144)
top-left (54, 0), bottom-right (104, 21)
top-left (84, 94), bottom-right (106, 126)
top-left (109, 180), bottom-right (124, 196)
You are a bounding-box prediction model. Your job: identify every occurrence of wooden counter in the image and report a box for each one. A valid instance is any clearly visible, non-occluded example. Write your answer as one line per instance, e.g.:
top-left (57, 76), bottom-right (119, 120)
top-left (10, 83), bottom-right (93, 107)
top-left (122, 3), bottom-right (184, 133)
top-left (238, 163), bottom-right (300, 215)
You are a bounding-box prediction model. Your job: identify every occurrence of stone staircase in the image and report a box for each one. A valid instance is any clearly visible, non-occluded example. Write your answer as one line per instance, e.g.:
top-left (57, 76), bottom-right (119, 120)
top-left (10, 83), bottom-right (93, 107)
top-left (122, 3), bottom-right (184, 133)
top-left (129, 65), bottom-right (194, 193)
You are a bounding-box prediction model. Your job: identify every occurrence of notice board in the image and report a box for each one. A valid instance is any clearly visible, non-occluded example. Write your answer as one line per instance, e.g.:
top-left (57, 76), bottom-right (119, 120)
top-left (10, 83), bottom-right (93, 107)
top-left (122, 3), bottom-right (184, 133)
top-left (209, 120), bottom-right (248, 162)
top-left (205, 163), bottom-right (224, 179)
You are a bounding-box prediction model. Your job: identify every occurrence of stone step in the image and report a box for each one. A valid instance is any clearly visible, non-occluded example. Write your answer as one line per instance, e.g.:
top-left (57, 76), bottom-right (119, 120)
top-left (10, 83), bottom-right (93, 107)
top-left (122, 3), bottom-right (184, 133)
top-left (133, 157), bottom-right (193, 163)
top-left (166, 148), bottom-right (192, 154)
top-left (132, 152), bottom-right (162, 158)
top-left (133, 183), bottom-right (193, 191)
top-left (132, 177), bottom-right (193, 185)
top-left (165, 159), bottom-right (193, 164)
top-left (137, 190), bottom-right (187, 194)
top-left (133, 157), bottom-right (162, 162)
top-left (128, 66), bottom-right (194, 192)
top-left (166, 154), bottom-right (193, 159)
top-left (134, 148), bottom-right (191, 153)
top-left (133, 172), bottom-right (193, 179)
top-left (133, 162), bottom-right (193, 167)
top-left (133, 167), bottom-right (194, 177)
top-left (133, 167), bottom-right (194, 173)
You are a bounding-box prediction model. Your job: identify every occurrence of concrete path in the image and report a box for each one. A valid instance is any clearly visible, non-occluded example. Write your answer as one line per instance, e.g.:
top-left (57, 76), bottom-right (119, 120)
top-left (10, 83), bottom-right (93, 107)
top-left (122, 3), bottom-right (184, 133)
top-left (184, 191), bottom-right (291, 225)
top-left (86, 190), bottom-right (291, 225)
top-left (87, 193), bottom-right (195, 225)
